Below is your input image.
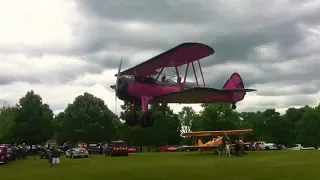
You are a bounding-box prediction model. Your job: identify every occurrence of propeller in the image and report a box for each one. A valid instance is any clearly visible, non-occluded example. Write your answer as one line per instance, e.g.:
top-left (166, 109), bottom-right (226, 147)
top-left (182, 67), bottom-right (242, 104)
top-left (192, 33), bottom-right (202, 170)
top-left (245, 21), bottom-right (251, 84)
top-left (114, 58), bottom-right (123, 114)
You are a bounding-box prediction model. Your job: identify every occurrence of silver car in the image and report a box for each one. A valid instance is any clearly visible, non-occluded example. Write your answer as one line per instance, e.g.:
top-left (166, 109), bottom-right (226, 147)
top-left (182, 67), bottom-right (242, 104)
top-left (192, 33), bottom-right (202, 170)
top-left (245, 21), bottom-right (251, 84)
top-left (65, 148), bottom-right (89, 158)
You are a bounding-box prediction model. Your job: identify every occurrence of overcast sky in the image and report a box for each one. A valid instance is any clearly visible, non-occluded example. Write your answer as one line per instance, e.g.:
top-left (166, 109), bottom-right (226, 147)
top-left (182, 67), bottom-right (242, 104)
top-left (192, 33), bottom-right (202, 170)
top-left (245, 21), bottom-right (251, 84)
top-left (0, 0), bottom-right (319, 115)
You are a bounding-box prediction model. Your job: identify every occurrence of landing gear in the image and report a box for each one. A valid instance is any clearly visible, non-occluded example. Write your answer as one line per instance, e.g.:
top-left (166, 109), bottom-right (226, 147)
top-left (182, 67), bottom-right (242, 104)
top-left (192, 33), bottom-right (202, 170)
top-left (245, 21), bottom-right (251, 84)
top-left (231, 104), bottom-right (237, 110)
top-left (125, 111), bottom-right (138, 126)
top-left (139, 111), bottom-right (154, 128)
top-left (125, 104), bottom-right (139, 126)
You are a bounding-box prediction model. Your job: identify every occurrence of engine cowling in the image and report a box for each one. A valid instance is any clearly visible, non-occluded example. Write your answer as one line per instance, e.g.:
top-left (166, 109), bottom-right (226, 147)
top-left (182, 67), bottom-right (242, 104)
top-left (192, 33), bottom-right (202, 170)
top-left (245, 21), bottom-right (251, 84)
top-left (116, 75), bottom-right (134, 101)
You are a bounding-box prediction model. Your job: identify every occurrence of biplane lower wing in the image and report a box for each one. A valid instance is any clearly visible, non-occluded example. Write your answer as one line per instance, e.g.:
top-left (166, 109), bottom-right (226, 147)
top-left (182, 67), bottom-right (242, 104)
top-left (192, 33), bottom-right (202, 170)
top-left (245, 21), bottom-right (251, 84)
top-left (150, 87), bottom-right (256, 104)
top-left (182, 145), bottom-right (219, 150)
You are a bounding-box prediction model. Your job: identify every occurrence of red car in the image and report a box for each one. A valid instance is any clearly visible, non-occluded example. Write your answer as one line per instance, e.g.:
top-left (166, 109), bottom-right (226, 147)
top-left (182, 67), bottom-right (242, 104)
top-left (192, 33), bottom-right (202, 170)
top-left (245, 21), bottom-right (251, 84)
top-left (0, 144), bottom-right (14, 164)
top-left (107, 140), bottom-right (129, 156)
top-left (157, 146), bottom-right (177, 152)
top-left (128, 147), bottom-right (137, 153)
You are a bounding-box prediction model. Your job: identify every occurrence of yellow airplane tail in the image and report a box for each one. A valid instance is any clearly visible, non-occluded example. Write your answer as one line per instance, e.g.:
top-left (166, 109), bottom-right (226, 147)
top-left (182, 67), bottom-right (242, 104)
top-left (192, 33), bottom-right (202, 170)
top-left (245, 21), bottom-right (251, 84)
top-left (198, 139), bottom-right (203, 146)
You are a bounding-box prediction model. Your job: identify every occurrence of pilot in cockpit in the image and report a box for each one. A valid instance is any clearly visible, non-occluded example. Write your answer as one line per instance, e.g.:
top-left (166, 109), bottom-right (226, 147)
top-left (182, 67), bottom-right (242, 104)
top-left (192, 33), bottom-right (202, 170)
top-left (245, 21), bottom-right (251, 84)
top-left (161, 75), bottom-right (166, 82)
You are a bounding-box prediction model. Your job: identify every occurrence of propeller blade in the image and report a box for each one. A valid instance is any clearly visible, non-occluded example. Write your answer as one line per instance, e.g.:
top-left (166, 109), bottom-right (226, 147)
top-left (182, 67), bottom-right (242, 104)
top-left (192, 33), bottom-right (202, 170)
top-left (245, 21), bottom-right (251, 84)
top-left (115, 92), bottom-right (117, 114)
top-left (114, 58), bottom-right (123, 114)
top-left (115, 58), bottom-right (123, 90)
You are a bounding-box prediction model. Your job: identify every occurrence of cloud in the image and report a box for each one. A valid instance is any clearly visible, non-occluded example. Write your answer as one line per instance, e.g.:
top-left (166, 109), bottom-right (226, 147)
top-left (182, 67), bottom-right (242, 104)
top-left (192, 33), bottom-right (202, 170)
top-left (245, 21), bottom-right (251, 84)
top-left (0, 0), bottom-right (319, 117)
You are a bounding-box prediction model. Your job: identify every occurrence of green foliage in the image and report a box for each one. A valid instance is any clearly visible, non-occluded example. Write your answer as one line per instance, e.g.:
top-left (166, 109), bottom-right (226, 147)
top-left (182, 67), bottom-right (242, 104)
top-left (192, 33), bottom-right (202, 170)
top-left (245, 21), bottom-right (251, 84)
top-left (54, 92), bottom-right (120, 143)
top-left (11, 90), bottom-right (54, 144)
top-left (1, 89), bottom-right (320, 147)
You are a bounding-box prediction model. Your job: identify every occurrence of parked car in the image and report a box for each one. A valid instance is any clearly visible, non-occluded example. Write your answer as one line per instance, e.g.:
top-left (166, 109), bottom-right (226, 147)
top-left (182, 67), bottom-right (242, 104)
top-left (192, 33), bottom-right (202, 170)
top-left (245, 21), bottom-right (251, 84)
top-left (0, 144), bottom-right (14, 164)
top-left (106, 140), bottom-right (129, 156)
top-left (62, 142), bottom-right (74, 152)
top-left (128, 146), bottom-right (137, 153)
top-left (157, 145), bottom-right (178, 152)
top-left (288, 144), bottom-right (315, 150)
top-left (76, 142), bottom-right (88, 151)
top-left (65, 147), bottom-right (89, 158)
top-left (254, 141), bottom-right (278, 150)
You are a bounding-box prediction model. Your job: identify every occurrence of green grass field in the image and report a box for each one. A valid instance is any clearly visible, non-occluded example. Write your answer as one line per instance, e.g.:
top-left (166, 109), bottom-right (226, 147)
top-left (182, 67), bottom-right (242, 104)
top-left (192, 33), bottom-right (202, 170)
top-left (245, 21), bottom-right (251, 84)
top-left (1, 151), bottom-right (319, 180)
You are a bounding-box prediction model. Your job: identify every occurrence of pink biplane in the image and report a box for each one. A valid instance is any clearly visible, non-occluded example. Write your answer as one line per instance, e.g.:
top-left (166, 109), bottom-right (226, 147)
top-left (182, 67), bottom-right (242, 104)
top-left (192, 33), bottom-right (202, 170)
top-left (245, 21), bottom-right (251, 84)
top-left (110, 42), bottom-right (256, 128)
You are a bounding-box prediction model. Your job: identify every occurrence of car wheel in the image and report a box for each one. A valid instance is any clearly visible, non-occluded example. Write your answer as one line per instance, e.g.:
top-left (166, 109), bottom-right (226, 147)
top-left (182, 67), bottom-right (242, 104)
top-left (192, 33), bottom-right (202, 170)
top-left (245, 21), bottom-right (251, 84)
top-left (84, 155), bottom-right (88, 158)
top-left (265, 147), bottom-right (270, 150)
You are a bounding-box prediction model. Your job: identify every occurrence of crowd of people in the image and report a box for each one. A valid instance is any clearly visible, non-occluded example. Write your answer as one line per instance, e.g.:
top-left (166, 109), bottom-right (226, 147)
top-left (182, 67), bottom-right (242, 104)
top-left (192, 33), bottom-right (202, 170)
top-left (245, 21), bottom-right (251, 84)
top-left (7, 143), bottom-right (28, 160)
top-left (219, 136), bottom-right (246, 158)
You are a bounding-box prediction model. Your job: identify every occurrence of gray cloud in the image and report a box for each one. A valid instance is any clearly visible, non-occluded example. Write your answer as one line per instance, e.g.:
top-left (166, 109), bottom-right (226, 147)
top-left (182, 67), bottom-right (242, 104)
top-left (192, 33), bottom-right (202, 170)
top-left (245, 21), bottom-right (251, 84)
top-left (77, 0), bottom-right (215, 24)
top-left (1, 0), bottom-right (320, 113)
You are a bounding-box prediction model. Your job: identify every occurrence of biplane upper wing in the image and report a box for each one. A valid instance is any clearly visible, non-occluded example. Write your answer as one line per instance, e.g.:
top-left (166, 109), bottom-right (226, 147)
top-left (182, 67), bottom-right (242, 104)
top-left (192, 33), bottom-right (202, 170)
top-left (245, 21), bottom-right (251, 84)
top-left (182, 129), bottom-right (253, 137)
top-left (116, 42), bottom-right (214, 77)
top-left (150, 87), bottom-right (256, 104)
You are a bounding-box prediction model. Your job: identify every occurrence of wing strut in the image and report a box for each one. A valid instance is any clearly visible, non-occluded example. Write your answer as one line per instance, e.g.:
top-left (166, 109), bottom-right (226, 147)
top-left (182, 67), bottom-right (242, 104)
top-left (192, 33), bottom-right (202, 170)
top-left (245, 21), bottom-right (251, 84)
top-left (155, 67), bottom-right (164, 80)
top-left (175, 66), bottom-right (183, 90)
top-left (197, 60), bottom-right (206, 87)
top-left (191, 62), bottom-right (199, 87)
top-left (183, 63), bottom-right (190, 87)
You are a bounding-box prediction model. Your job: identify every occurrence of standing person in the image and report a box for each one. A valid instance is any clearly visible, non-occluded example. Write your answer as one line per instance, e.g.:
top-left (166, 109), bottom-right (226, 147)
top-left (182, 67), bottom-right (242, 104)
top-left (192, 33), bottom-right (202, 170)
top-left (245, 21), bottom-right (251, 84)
top-left (99, 144), bottom-right (103, 155)
top-left (51, 147), bottom-right (60, 166)
top-left (234, 140), bottom-right (240, 157)
top-left (21, 143), bottom-right (28, 160)
top-left (239, 139), bottom-right (244, 157)
top-left (225, 141), bottom-right (231, 158)
top-left (216, 144), bottom-right (221, 156)
top-left (48, 147), bottom-right (53, 167)
top-left (11, 144), bottom-right (17, 160)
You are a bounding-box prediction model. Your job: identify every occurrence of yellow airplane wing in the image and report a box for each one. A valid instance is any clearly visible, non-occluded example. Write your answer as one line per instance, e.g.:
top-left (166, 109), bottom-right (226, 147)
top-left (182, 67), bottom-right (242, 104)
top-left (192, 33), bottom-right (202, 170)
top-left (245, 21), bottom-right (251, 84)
top-left (182, 129), bottom-right (253, 137)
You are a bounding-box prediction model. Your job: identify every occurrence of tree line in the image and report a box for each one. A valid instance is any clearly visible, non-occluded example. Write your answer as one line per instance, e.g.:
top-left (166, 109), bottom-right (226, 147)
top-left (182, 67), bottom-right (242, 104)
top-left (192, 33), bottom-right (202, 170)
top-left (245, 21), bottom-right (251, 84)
top-left (0, 90), bottom-right (319, 147)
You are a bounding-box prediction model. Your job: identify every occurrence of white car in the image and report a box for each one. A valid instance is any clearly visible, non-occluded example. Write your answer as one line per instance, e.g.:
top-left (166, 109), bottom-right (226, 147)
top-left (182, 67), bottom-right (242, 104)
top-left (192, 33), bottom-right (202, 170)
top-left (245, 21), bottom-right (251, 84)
top-left (65, 148), bottom-right (89, 158)
top-left (254, 141), bottom-right (278, 150)
top-left (288, 144), bottom-right (315, 150)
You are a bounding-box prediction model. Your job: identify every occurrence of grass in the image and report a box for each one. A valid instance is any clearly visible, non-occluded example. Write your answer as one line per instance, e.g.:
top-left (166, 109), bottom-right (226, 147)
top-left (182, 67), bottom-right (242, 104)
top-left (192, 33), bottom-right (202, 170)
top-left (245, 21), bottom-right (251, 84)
top-left (1, 151), bottom-right (320, 180)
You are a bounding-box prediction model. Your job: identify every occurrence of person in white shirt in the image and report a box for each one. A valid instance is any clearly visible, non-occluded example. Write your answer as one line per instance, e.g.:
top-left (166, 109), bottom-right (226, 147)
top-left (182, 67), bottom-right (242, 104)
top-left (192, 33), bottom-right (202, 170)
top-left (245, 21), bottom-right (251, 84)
top-left (225, 141), bottom-right (230, 157)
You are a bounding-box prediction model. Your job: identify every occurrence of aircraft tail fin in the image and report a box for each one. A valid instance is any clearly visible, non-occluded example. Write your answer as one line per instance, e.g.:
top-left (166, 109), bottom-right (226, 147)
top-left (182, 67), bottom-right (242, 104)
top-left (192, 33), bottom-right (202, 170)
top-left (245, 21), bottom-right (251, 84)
top-left (222, 73), bottom-right (248, 102)
top-left (222, 72), bottom-right (244, 90)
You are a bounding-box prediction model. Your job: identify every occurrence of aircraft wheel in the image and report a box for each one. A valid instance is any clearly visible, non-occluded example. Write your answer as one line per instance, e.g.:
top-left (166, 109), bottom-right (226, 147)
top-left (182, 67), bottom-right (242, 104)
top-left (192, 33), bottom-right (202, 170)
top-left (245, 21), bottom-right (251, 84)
top-left (231, 104), bottom-right (236, 110)
top-left (125, 111), bottom-right (138, 126)
top-left (140, 111), bottom-right (154, 128)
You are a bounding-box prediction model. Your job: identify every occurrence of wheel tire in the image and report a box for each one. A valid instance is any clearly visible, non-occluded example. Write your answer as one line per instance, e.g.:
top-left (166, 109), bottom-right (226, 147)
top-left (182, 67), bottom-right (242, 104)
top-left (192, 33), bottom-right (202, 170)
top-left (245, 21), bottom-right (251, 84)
top-left (231, 104), bottom-right (237, 110)
top-left (265, 147), bottom-right (270, 150)
top-left (125, 111), bottom-right (138, 126)
top-left (140, 111), bottom-right (154, 128)
top-left (84, 155), bottom-right (88, 158)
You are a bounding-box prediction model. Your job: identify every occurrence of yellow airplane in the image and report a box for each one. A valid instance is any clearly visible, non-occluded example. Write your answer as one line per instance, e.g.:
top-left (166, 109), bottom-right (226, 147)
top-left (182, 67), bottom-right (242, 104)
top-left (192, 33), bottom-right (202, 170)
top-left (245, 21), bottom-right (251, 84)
top-left (182, 129), bottom-right (253, 150)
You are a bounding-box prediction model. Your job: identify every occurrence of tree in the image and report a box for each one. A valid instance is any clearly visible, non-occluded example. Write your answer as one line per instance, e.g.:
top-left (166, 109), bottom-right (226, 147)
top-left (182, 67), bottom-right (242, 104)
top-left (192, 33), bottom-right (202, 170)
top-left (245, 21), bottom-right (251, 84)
top-left (148, 103), bottom-right (181, 145)
top-left (178, 106), bottom-right (196, 134)
top-left (296, 107), bottom-right (320, 146)
top-left (12, 90), bottom-right (54, 144)
top-left (55, 92), bottom-right (120, 143)
top-left (0, 106), bottom-right (18, 143)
